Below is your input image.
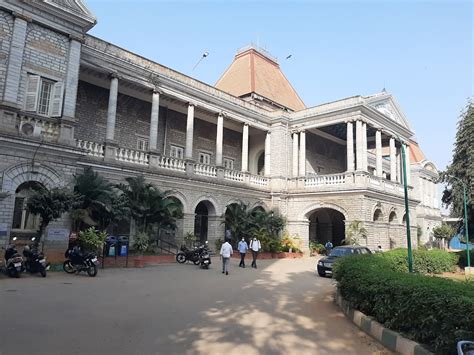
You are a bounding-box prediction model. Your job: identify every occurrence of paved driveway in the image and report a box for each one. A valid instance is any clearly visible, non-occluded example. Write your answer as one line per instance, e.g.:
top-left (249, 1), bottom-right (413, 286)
top-left (0, 257), bottom-right (391, 355)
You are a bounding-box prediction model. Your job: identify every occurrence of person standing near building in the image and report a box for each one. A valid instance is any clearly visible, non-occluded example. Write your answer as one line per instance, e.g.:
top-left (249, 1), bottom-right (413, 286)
top-left (324, 241), bottom-right (333, 255)
top-left (220, 238), bottom-right (233, 275)
top-left (237, 237), bottom-right (248, 268)
top-left (250, 237), bottom-right (261, 268)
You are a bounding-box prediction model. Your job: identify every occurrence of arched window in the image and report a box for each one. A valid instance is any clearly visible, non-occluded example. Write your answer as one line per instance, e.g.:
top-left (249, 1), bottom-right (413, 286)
top-left (389, 211), bottom-right (397, 224)
top-left (373, 209), bottom-right (383, 223)
top-left (11, 181), bottom-right (43, 232)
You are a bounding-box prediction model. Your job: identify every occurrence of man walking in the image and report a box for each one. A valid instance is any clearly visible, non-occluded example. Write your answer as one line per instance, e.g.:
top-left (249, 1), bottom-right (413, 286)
top-left (324, 241), bottom-right (333, 255)
top-left (220, 238), bottom-right (233, 275)
top-left (237, 237), bottom-right (248, 268)
top-left (250, 237), bottom-right (261, 268)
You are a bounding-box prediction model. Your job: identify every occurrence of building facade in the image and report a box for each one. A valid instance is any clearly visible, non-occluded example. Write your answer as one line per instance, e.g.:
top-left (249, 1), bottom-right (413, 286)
top-left (0, 1), bottom-right (441, 259)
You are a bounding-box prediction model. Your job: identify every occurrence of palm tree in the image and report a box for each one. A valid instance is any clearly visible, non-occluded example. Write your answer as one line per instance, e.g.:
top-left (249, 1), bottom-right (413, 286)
top-left (71, 167), bottom-right (125, 231)
top-left (343, 220), bottom-right (368, 245)
top-left (118, 176), bottom-right (182, 235)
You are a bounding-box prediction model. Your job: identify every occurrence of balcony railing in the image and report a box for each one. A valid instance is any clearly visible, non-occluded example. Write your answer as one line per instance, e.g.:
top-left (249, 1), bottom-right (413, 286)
top-left (250, 175), bottom-right (269, 186)
top-left (116, 148), bottom-right (149, 165)
top-left (305, 173), bottom-right (346, 187)
top-left (224, 169), bottom-right (244, 182)
top-left (195, 164), bottom-right (217, 177)
top-left (158, 156), bottom-right (185, 171)
top-left (76, 140), bottom-right (104, 157)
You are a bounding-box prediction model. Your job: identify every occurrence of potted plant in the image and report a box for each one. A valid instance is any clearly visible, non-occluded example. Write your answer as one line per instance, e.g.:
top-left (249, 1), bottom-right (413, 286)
top-left (133, 232), bottom-right (149, 268)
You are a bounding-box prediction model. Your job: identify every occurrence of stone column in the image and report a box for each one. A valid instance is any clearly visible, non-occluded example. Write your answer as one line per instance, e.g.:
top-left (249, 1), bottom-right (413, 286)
top-left (404, 143), bottom-right (411, 185)
top-left (433, 181), bottom-right (438, 208)
top-left (104, 74), bottom-right (119, 160)
top-left (362, 122), bottom-right (368, 171)
top-left (355, 120), bottom-right (363, 171)
top-left (105, 74), bottom-right (119, 141)
top-left (346, 121), bottom-right (354, 172)
top-left (375, 129), bottom-right (382, 177)
top-left (3, 13), bottom-right (28, 106)
top-left (299, 130), bottom-right (306, 176)
top-left (389, 137), bottom-right (396, 181)
top-left (59, 37), bottom-right (83, 145)
top-left (264, 131), bottom-right (271, 176)
top-left (216, 113), bottom-right (224, 166)
top-left (241, 123), bottom-right (249, 172)
top-left (292, 131), bottom-right (299, 177)
top-left (185, 103), bottom-right (195, 160)
top-left (149, 89), bottom-right (160, 151)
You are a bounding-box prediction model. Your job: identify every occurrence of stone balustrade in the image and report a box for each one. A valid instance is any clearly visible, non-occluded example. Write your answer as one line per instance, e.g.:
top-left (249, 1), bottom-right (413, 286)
top-left (76, 139), bottom-right (105, 157)
top-left (116, 148), bottom-right (149, 165)
top-left (18, 114), bottom-right (60, 142)
top-left (158, 156), bottom-right (186, 171)
top-left (305, 173), bottom-right (346, 187)
top-left (195, 164), bottom-right (217, 177)
top-left (224, 169), bottom-right (244, 182)
top-left (249, 174), bottom-right (269, 186)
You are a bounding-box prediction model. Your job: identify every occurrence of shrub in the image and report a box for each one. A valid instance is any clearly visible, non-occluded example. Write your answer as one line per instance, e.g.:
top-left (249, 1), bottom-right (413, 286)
top-left (334, 254), bottom-right (474, 354)
top-left (457, 249), bottom-right (474, 268)
top-left (381, 248), bottom-right (458, 274)
top-left (133, 232), bottom-right (150, 254)
top-left (78, 227), bottom-right (107, 252)
top-left (309, 242), bottom-right (325, 254)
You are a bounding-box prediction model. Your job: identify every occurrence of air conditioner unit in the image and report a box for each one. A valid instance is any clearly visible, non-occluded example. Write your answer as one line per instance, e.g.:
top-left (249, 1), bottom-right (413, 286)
top-left (19, 121), bottom-right (42, 137)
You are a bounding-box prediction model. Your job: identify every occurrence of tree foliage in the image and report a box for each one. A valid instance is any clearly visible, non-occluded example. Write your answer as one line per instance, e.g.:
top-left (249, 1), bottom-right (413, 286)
top-left (343, 220), bottom-right (368, 245)
top-left (26, 186), bottom-right (76, 240)
top-left (71, 167), bottom-right (128, 231)
top-left (440, 100), bottom-right (473, 236)
top-left (118, 176), bottom-right (182, 235)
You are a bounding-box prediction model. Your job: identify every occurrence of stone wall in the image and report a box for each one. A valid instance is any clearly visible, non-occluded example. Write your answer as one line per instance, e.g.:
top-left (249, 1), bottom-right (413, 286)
top-left (306, 132), bottom-right (346, 175)
top-left (19, 22), bottom-right (69, 107)
top-left (0, 11), bottom-right (13, 101)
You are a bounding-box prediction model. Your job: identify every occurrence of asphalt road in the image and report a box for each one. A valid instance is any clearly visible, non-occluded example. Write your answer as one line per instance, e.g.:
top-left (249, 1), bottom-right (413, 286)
top-left (0, 257), bottom-right (391, 355)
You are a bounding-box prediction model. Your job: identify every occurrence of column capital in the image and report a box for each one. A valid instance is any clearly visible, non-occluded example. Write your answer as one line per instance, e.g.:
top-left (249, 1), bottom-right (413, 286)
top-left (187, 102), bottom-right (196, 108)
top-left (344, 118), bottom-right (355, 124)
top-left (243, 122), bottom-right (249, 127)
top-left (68, 34), bottom-right (85, 43)
top-left (152, 88), bottom-right (162, 95)
top-left (12, 12), bottom-right (32, 22)
top-left (109, 72), bottom-right (120, 80)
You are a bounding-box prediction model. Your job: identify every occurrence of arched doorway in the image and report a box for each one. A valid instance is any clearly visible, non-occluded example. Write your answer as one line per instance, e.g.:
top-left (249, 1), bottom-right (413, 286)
top-left (11, 181), bottom-right (44, 242)
top-left (194, 200), bottom-right (216, 244)
top-left (308, 208), bottom-right (345, 246)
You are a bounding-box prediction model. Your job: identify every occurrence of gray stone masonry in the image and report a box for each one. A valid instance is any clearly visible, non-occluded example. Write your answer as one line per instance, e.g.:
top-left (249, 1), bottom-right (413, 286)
top-left (0, 11), bottom-right (14, 102)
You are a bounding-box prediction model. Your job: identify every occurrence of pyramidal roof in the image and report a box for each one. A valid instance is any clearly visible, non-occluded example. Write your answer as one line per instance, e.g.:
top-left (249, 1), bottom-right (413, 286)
top-left (215, 45), bottom-right (306, 111)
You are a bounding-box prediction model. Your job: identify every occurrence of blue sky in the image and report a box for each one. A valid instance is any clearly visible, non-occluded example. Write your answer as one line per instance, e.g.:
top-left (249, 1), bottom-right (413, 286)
top-left (85, 0), bottom-right (472, 170)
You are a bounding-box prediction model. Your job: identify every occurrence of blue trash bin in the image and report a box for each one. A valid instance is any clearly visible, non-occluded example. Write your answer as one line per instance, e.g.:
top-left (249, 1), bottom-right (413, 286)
top-left (118, 236), bottom-right (129, 256)
top-left (105, 236), bottom-right (118, 257)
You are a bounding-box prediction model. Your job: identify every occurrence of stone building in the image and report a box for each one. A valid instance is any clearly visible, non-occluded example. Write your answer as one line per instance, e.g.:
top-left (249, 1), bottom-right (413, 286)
top-left (0, 1), bottom-right (441, 259)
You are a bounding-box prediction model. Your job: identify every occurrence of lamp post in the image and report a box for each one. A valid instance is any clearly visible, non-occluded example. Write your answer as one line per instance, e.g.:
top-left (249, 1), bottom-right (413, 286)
top-left (447, 175), bottom-right (470, 269)
top-left (400, 142), bottom-right (414, 273)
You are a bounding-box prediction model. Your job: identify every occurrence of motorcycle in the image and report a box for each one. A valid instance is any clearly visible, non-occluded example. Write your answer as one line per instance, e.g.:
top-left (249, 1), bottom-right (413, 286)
top-left (198, 243), bottom-right (211, 269)
top-left (3, 237), bottom-right (24, 278)
top-left (23, 238), bottom-right (48, 277)
top-left (63, 246), bottom-right (99, 277)
top-left (176, 244), bottom-right (201, 264)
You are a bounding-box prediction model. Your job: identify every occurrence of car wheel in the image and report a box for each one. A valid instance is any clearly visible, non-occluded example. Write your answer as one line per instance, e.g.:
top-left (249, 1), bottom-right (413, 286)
top-left (318, 271), bottom-right (326, 277)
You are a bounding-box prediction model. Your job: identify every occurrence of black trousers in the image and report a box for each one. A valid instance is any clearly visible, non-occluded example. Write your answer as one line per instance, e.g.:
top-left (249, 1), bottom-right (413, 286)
top-left (239, 252), bottom-right (246, 267)
top-left (251, 251), bottom-right (258, 267)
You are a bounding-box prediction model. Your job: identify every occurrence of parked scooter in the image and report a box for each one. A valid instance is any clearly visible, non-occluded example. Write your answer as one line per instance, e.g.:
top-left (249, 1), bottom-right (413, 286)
top-left (198, 242), bottom-right (211, 269)
top-left (63, 246), bottom-right (99, 277)
top-left (176, 245), bottom-right (201, 264)
top-left (3, 237), bottom-right (24, 278)
top-left (23, 238), bottom-right (48, 277)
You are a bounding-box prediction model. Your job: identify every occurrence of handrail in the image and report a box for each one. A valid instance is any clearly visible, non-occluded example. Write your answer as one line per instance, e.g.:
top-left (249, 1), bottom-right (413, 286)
top-left (154, 238), bottom-right (179, 255)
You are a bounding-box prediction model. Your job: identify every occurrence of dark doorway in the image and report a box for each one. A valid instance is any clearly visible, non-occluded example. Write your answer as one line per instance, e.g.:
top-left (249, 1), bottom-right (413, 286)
top-left (194, 202), bottom-right (209, 244)
top-left (308, 208), bottom-right (346, 246)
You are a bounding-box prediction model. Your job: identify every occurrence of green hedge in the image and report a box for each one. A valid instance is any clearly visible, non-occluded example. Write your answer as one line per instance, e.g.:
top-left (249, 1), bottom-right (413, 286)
top-left (381, 248), bottom-right (458, 274)
top-left (334, 255), bottom-right (474, 354)
top-left (457, 250), bottom-right (474, 268)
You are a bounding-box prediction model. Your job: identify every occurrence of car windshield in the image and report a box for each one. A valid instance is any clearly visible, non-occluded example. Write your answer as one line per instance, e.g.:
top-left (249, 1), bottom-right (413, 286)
top-left (329, 248), bottom-right (353, 257)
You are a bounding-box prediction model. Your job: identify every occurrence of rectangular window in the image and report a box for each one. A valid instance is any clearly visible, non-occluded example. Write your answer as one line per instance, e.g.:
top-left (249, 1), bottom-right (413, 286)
top-left (37, 80), bottom-right (53, 115)
top-left (170, 145), bottom-right (184, 159)
top-left (199, 152), bottom-right (211, 165)
top-left (224, 158), bottom-right (234, 170)
top-left (25, 74), bottom-right (64, 117)
top-left (137, 138), bottom-right (149, 151)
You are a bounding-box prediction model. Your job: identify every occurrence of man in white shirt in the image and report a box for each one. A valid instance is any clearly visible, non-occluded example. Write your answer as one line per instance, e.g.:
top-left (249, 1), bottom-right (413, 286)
top-left (220, 239), bottom-right (233, 275)
top-left (250, 237), bottom-right (261, 268)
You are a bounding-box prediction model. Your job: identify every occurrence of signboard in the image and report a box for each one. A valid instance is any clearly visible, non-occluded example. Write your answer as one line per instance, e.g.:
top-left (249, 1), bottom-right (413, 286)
top-left (46, 228), bottom-right (70, 242)
top-left (0, 223), bottom-right (7, 237)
